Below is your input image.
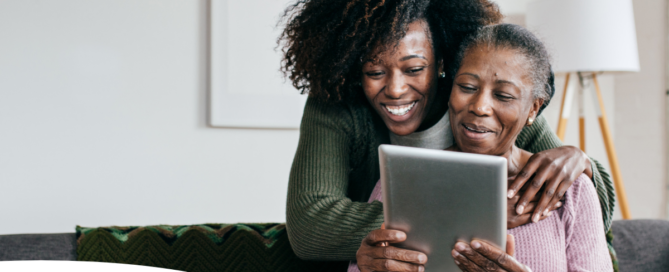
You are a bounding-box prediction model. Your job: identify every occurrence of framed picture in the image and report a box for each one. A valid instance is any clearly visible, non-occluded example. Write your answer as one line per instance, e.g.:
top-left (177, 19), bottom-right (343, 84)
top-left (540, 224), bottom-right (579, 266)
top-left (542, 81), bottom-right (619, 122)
top-left (209, 0), bottom-right (307, 129)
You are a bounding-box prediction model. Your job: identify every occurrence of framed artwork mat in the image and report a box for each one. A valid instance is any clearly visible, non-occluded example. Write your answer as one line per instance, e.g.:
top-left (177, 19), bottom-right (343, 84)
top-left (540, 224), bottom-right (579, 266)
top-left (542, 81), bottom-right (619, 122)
top-left (209, 0), bottom-right (306, 129)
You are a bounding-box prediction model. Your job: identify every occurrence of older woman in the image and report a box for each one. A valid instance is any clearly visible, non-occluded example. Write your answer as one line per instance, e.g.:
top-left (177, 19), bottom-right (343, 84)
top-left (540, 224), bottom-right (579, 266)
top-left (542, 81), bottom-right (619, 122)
top-left (353, 24), bottom-right (613, 272)
top-left (279, 0), bottom-right (616, 265)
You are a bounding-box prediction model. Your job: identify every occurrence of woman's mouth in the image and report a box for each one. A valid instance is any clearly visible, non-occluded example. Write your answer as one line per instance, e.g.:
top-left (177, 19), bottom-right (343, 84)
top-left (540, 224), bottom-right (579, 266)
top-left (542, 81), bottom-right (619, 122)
top-left (384, 102), bottom-right (416, 116)
top-left (461, 123), bottom-right (494, 139)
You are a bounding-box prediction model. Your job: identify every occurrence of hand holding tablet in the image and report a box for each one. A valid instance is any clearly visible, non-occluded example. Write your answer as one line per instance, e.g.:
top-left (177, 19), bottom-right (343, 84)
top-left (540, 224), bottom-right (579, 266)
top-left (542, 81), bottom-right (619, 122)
top-left (378, 145), bottom-right (507, 271)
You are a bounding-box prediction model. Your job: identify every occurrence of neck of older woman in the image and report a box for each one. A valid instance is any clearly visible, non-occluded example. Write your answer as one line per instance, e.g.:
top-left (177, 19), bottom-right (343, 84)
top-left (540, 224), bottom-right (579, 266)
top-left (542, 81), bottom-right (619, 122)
top-left (506, 146), bottom-right (533, 178)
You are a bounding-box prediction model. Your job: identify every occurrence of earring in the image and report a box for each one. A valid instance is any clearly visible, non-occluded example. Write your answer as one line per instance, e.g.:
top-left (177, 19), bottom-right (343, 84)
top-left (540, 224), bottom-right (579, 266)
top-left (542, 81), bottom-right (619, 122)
top-left (527, 117), bottom-right (534, 126)
top-left (439, 72), bottom-right (446, 78)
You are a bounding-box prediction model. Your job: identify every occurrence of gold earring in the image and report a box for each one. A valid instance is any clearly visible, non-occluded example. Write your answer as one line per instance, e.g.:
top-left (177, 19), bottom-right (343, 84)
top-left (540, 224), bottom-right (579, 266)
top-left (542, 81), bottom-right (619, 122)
top-left (527, 117), bottom-right (534, 126)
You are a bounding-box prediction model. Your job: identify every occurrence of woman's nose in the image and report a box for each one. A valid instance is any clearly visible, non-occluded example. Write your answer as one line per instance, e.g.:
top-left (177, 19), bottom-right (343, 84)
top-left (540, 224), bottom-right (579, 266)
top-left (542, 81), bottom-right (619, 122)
top-left (470, 93), bottom-right (493, 116)
top-left (385, 72), bottom-right (409, 99)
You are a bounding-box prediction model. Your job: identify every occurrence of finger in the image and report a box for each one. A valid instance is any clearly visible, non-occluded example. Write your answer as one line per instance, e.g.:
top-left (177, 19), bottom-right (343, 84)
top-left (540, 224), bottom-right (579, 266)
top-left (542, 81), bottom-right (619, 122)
top-left (520, 201), bottom-right (538, 215)
top-left (369, 246), bottom-right (428, 265)
top-left (508, 155), bottom-right (542, 198)
top-left (510, 212), bottom-right (548, 228)
top-left (516, 163), bottom-right (553, 218)
top-left (543, 175), bottom-right (573, 215)
top-left (472, 239), bottom-right (529, 272)
top-left (454, 241), bottom-right (500, 271)
top-left (377, 223), bottom-right (389, 247)
top-left (368, 258), bottom-right (425, 272)
top-left (546, 197), bottom-right (563, 212)
top-left (452, 249), bottom-right (487, 272)
top-left (364, 229), bottom-right (407, 245)
top-left (506, 234), bottom-right (515, 257)
top-left (548, 181), bottom-right (571, 209)
top-left (544, 181), bottom-right (570, 215)
top-left (509, 193), bottom-right (540, 205)
top-left (533, 174), bottom-right (563, 220)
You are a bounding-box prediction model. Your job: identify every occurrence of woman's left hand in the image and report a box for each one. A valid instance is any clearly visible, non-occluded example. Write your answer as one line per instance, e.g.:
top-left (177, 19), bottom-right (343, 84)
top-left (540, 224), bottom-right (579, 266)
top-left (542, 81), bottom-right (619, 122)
top-left (507, 145), bottom-right (591, 224)
top-left (452, 235), bottom-right (530, 272)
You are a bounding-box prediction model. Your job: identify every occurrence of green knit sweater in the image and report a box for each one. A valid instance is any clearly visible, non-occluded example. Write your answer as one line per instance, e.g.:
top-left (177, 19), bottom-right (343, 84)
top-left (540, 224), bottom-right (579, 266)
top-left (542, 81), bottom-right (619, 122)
top-left (286, 97), bottom-right (615, 261)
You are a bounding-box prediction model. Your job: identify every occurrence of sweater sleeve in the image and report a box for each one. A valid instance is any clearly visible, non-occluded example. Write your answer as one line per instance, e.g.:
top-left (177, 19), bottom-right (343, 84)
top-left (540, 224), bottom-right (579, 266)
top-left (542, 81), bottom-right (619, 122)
top-left (564, 175), bottom-right (614, 272)
top-left (286, 97), bottom-right (384, 261)
top-left (515, 115), bottom-right (615, 232)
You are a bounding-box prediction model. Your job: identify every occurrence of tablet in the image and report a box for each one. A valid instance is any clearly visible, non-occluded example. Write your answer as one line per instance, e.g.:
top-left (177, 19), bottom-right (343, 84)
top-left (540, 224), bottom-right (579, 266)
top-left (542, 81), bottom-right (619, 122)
top-left (379, 144), bottom-right (507, 272)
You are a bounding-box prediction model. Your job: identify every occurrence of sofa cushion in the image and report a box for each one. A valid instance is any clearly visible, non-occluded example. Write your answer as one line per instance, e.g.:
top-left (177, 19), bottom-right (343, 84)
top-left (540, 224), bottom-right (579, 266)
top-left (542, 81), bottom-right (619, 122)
top-left (76, 223), bottom-right (347, 272)
top-left (612, 219), bottom-right (669, 272)
top-left (0, 233), bottom-right (76, 261)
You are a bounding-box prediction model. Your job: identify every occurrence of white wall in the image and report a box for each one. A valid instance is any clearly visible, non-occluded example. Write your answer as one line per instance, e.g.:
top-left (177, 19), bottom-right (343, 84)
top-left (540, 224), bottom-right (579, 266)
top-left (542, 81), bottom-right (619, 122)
top-left (613, 0), bottom-right (667, 219)
top-left (495, 0), bottom-right (533, 15)
top-left (0, 0), bottom-right (300, 234)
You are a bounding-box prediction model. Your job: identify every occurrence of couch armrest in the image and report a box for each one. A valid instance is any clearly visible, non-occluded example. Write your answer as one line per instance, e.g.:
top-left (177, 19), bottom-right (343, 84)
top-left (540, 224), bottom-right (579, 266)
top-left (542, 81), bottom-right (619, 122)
top-left (0, 233), bottom-right (76, 261)
top-left (612, 219), bottom-right (669, 272)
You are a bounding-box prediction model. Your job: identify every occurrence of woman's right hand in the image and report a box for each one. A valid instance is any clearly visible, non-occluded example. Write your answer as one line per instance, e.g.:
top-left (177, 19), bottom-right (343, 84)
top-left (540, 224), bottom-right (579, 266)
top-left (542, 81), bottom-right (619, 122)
top-left (356, 225), bottom-right (428, 272)
top-left (453, 234), bottom-right (531, 272)
top-left (507, 191), bottom-right (555, 229)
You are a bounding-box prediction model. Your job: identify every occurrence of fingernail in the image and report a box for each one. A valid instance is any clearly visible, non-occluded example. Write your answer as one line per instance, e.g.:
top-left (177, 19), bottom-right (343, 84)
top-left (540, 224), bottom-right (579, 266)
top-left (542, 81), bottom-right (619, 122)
top-left (455, 242), bottom-right (466, 251)
top-left (556, 202), bottom-right (563, 208)
top-left (516, 205), bottom-right (525, 215)
top-left (507, 189), bottom-right (515, 198)
top-left (454, 259), bottom-right (460, 265)
top-left (548, 211), bottom-right (553, 216)
top-left (472, 241), bottom-right (481, 249)
top-left (532, 214), bottom-right (539, 223)
top-left (452, 250), bottom-right (460, 258)
top-left (543, 209), bottom-right (549, 216)
top-left (418, 254), bottom-right (427, 263)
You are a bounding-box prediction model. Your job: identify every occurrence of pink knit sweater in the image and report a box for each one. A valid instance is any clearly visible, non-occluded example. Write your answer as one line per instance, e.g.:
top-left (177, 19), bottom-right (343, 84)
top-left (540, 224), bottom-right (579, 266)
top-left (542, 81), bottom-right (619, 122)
top-left (347, 174), bottom-right (613, 272)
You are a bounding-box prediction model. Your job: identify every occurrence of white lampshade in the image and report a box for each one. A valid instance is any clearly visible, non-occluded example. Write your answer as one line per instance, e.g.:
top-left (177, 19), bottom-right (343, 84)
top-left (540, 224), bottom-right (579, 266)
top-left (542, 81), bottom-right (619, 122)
top-left (526, 0), bottom-right (640, 73)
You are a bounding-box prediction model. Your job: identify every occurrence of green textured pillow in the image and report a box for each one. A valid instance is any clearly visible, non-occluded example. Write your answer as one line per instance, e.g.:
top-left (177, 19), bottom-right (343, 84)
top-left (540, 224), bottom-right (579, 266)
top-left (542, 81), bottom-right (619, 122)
top-left (76, 223), bottom-right (347, 272)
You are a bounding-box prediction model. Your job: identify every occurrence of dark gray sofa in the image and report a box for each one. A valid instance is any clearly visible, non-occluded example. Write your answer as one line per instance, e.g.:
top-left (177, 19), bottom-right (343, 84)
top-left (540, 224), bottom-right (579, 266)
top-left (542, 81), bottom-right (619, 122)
top-left (1, 220), bottom-right (667, 271)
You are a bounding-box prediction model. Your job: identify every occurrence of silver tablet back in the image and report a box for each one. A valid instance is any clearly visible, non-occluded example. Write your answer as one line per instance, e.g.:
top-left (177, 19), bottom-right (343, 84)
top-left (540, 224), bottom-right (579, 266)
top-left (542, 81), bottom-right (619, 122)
top-left (379, 144), bottom-right (507, 272)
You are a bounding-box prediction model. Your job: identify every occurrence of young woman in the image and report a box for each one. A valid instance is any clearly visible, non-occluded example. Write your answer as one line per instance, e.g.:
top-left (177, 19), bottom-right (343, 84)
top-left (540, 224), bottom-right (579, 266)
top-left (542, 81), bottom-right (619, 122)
top-left (353, 24), bottom-right (613, 272)
top-left (279, 0), bottom-right (615, 264)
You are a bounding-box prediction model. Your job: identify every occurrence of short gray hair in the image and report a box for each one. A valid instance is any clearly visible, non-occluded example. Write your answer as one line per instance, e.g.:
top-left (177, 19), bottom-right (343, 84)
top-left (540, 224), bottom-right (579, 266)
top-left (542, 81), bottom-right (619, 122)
top-left (451, 24), bottom-right (554, 115)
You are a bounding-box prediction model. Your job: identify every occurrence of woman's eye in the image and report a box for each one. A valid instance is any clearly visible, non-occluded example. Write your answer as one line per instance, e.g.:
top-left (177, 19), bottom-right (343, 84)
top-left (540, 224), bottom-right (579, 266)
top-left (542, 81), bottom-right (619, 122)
top-left (406, 66), bottom-right (426, 74)
top-left (365, 71), bottom-right (384, 78)
top-left (459, 85), bottom-right (476, 92)
top-left (495, 94), bottom-right (514, 101)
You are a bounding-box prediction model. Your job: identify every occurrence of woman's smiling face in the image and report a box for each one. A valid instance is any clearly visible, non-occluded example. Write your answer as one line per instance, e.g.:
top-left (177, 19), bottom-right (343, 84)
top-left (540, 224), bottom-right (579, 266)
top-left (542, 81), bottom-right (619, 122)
top-left (362, 20), bottom-right (443, 136)
top-left (449, 46), bottom-right (543, 155)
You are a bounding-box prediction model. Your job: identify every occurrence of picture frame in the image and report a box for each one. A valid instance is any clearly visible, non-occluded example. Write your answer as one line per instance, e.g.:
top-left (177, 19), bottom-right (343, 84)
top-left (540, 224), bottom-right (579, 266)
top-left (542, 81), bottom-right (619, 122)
top-left (209, 0), bottom-right (307, 129)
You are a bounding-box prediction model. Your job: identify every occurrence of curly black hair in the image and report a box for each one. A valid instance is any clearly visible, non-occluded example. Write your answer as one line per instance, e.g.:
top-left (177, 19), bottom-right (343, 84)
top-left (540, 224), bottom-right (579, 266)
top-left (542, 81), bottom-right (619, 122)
top-left (278, 0), bottom-right (503, 104)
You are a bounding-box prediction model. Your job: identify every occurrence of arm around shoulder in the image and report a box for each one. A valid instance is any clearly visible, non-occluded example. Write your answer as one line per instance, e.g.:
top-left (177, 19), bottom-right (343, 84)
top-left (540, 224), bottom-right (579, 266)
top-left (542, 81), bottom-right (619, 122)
top-left (286, 97), bottom-right (384, 261)
top-left (516, 115), bottom-right (615, 231)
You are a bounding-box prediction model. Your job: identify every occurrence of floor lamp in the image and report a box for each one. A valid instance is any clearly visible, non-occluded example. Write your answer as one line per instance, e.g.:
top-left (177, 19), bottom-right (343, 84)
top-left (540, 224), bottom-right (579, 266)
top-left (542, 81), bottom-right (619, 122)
top-left (527, 0), bottom-right (639, 219)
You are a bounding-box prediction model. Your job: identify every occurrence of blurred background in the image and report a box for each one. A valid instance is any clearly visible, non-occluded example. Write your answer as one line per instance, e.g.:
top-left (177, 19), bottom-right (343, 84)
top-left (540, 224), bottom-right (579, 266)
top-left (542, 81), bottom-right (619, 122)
top-left (0, 0), bottom-right (665, 234)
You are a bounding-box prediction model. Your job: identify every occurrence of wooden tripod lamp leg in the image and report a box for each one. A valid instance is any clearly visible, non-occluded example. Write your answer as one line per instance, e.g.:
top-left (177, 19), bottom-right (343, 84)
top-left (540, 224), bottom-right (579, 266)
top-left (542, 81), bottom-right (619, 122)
top-left (592, 73), bottom-right (632, 219)
top-left (557, 73), bottom-right (571, 141)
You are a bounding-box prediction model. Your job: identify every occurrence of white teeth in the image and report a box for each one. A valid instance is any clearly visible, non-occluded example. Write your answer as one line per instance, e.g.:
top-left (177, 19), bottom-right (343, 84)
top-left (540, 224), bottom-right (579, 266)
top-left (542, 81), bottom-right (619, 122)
top-left (465, 125), bottom-right (487, 133)
top-left (385, 102), bottom-right (416, 116)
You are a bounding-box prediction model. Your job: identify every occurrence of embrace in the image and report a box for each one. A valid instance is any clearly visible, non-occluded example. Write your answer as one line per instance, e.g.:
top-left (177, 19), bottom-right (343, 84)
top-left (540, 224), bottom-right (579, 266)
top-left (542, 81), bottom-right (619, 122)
top-left (279, 0), bottom-right (616, 271)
